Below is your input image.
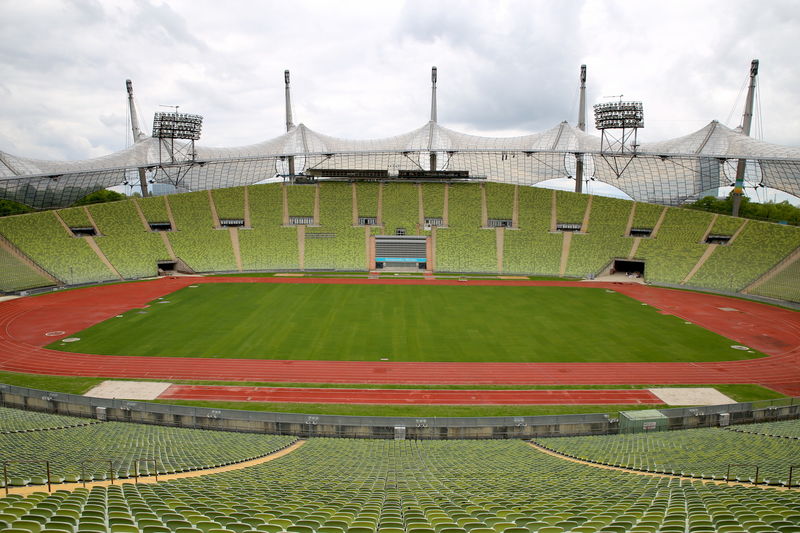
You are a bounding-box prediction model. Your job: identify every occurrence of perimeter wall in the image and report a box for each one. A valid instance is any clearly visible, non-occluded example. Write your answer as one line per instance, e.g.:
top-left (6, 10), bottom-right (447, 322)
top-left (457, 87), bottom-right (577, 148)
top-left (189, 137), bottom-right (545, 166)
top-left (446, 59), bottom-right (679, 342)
top-left (2, 383), bottom-right (799, 440)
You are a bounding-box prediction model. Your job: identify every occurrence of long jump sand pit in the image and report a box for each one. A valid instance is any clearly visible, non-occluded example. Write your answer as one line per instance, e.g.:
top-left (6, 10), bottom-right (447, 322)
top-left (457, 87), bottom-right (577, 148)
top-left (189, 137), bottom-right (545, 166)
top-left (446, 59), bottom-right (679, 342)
top-left (85, 380), bottom-right (173, 400)
top-left (648, 387), bottom-right (735, 406)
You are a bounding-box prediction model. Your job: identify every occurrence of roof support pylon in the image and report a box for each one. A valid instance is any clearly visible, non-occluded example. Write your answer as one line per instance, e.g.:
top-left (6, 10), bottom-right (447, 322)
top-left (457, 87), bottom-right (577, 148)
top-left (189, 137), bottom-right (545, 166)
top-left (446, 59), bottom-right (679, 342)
top-left (284, 70), bottom-right (294, 133)
top-left (284, 70), bottom-right (296, 177)
top-left (575, 65), bottom-right (587, 193)
top-left (732, 59), bottom-right (759, 217)
top-left (126, 80), bottom-right (146, 143)
top-left (126, 79), bottom-right (149, 197)
top-left (429, 66), bottom-right (438, 171)
top-left (578, 65), bottom-right (587, 132)
top-left (430, 66), bottom-right (438, 123)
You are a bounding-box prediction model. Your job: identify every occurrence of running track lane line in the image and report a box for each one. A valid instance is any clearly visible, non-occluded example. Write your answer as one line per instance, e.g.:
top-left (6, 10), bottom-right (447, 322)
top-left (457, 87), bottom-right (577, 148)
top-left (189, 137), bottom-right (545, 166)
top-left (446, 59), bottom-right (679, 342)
top-left (157, 385), bottom-right (663, 405)
top-left (0, 277), bottom-right (798, 388)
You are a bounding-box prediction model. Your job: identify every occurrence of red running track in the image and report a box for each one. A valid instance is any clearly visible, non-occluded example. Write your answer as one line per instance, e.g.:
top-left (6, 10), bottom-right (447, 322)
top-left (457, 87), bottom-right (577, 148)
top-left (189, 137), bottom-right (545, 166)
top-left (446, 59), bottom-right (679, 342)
top-left (158, 385), bottom-right (662, 405)
top-left (0, 277), bottom-right (799, 397)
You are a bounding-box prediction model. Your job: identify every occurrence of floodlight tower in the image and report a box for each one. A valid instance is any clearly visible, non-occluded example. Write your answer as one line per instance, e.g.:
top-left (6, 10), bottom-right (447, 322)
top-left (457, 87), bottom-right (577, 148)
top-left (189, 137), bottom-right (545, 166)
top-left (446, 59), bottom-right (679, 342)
top-left (594, 97), bottom-right (644, 178)
top-left (285, 69), bottom-right (296, 176)
top-left (574, 65), bottom-right (587, 193)
top-left (732, 59), bottom-right (759, 217)
top-left (429, 66), bottom-right (438, 171)
top-left (126, 79), bottom-right (150, 196)
top-left (152, 107), bottom-right (203, 189)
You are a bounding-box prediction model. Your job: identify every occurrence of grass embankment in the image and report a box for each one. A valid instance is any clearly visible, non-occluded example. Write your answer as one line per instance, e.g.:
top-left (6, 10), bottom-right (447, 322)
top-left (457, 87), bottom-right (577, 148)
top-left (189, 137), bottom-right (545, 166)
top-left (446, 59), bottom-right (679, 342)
top-left (47, 284), bottom-right (766, 363)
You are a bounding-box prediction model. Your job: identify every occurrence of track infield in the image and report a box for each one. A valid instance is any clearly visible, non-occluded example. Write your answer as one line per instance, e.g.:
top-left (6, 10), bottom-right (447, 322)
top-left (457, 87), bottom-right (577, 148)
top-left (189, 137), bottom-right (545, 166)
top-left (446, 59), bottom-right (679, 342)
top-left (43, 282), bottom-right (767, 363)
top-left (0, 277), bottom-right (798, 403)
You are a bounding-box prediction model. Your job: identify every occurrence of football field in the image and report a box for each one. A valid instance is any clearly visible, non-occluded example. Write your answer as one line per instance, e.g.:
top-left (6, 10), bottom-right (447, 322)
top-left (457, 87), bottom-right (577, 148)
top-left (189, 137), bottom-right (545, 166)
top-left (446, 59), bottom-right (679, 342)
top-left (47, 283), bottom-right (765, 363)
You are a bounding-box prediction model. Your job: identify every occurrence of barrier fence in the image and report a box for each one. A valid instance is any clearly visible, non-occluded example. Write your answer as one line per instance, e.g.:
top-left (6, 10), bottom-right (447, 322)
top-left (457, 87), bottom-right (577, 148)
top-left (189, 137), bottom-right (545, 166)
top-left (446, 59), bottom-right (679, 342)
top-left (1, 383), bottom-right (799, 440)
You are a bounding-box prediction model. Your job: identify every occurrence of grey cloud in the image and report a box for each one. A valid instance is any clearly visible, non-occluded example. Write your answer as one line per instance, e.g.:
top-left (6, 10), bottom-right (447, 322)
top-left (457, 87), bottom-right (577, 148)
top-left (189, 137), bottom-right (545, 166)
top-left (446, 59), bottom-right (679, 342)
top-left (0, 0), bottom-right (797, 162)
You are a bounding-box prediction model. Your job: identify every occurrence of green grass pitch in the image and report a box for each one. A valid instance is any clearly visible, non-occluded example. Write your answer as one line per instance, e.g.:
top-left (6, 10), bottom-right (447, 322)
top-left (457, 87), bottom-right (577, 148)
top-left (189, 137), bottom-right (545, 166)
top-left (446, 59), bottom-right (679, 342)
top-left (47, 283), bottom-right (765, 363)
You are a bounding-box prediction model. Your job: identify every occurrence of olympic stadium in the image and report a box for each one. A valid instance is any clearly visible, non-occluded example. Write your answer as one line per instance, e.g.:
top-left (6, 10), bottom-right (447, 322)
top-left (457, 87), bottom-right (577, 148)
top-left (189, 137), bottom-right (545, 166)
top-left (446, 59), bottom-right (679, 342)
top-left (0, 62), bottom-right (800, 531)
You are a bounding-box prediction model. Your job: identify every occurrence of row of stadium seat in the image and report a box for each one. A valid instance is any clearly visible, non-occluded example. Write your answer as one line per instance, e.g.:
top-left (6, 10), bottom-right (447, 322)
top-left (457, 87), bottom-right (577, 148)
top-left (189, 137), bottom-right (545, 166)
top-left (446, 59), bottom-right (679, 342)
top-left (306, 183), bottom-right (364, 270)
top-left (503, 187), bottom-right (561, 275)
top-left (0, 419), bottom-right (295, 486)
top-left (726, 418), bottom-right (800, 439)
top-left (555, 190), bottom-right (587, 225)
top-left (2, 435), bottom-right (799, 532)
top-left (485, 183), bottom-right (514, 221)
top-left (564, 196), bottom-right (632, 277)
top-left (748, 257), bottom-right (800, 302)
top-left (89, 201), bottom-right (172, 279)
top-left (0, 246), bottom-right (55, 292)
top-left (436, 185), bottom-right (495, 272)
top-left (535, 420), bottom-right (800, 485)
top-left (635, 209), bottom-right (712, 284)
top-left (0, 406), bottom-right (98, 434)
top-left (690, 220), bottom-right (800, 291)
top-left (0, 211), bottom-right (116, 286)
top-left (0, 183), bottom-right (798, 299)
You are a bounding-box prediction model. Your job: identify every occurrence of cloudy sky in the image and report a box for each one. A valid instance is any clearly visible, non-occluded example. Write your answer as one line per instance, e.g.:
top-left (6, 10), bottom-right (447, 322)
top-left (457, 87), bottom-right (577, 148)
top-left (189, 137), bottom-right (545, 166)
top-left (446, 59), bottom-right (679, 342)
top-left (0, 0), bottom-right (798, 163)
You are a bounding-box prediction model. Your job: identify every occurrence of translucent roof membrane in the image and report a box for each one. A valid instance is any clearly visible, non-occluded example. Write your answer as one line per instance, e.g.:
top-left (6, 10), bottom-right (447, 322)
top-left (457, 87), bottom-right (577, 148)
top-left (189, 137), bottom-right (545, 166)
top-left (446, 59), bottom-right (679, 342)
top-left (1, 120), bottom-right (799, 208)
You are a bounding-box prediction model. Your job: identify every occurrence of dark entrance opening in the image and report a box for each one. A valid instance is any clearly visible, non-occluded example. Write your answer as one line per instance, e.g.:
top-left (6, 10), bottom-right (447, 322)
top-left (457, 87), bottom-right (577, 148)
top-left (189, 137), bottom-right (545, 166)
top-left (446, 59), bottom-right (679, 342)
top-left (70, 227), bottom-right (97, 237)
top-left (157, 261), bottom-right (177, 275)
top-left (612, 259), bottom-right (645, 278)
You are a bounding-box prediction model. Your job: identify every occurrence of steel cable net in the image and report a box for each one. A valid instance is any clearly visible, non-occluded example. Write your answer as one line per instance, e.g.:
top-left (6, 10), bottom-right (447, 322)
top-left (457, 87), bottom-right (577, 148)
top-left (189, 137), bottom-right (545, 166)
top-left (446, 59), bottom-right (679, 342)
top-left (1, 121), bottom-right (799, 208)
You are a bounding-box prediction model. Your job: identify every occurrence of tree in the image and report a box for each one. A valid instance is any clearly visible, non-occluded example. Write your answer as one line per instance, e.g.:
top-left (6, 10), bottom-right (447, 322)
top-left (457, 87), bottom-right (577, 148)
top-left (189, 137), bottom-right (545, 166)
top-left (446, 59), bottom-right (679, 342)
top-left (685, 194), bottom-right (799, 226)
top-left (0, 199), bottom-right (34, 217)
top-left (72, 189), bottom-right (126, 206)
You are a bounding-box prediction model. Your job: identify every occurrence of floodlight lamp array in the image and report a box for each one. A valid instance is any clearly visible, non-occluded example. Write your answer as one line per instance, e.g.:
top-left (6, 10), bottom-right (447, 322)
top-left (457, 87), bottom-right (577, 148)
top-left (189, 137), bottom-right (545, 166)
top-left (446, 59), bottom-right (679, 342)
top-left (593, 101), bottom-right (644, 130)
top-left (152, 112), bottom-right (203, 140)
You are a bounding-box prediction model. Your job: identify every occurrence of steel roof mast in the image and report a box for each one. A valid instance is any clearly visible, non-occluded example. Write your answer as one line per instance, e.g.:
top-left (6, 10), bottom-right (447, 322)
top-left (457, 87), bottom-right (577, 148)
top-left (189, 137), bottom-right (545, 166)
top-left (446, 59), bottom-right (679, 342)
top-left (429, 66), bottom-right (438, 171)
top-left (731, 59), bottom-right (759, 217)
top-left (574, 64), bottom-right (587, 193)
top-left (285, 70), bottom-right (296, 177)
top-left (126, 79), bottom-right (150, 197)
